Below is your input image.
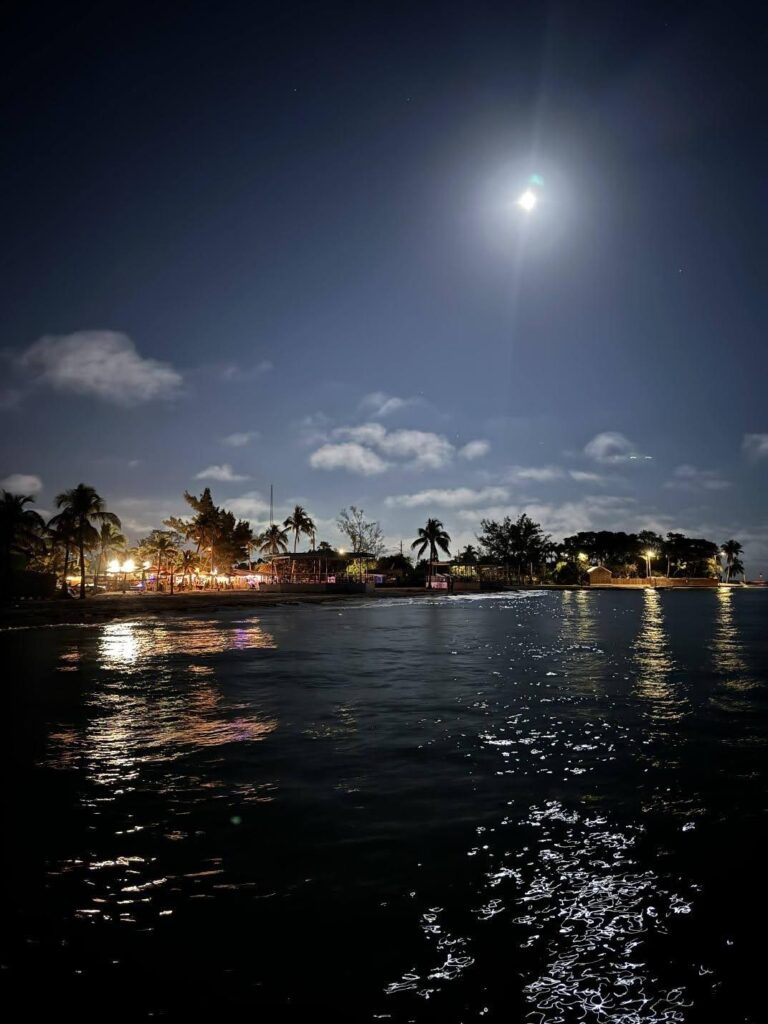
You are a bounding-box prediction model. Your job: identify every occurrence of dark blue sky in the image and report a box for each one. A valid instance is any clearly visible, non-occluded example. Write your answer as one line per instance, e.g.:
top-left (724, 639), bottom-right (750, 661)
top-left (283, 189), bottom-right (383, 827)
top-left (1, 1), bottom-right (766, 570)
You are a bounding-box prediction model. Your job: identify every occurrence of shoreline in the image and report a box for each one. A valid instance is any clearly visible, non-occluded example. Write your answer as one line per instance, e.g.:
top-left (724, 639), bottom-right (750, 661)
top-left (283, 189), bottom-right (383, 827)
top-left (0, 582), bottom-right (760, 629)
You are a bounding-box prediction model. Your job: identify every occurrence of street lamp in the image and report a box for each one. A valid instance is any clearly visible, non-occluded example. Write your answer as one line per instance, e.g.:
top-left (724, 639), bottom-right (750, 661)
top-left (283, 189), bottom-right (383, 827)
top-left (644, 549), bottom-right (655, 579)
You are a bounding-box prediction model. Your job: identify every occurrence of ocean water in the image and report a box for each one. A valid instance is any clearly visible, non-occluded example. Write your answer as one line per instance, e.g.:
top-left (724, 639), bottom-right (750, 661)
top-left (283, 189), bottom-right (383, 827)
top-left (4, 589), bottom-right (767, 1022)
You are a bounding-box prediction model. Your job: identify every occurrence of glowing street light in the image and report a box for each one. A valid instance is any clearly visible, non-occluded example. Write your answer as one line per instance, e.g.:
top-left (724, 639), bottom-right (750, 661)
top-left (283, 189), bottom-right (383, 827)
top-left (517, 188), bottom-right (537, 212)
top-left (122, 559), bottom-right (136, 573)
top-left (644, 549), bottom-right (656, 578)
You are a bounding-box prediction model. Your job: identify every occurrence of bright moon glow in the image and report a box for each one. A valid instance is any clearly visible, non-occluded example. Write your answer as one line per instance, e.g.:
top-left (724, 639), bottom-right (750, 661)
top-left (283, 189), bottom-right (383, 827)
top-left (517, 189), bottom-right (537, 212)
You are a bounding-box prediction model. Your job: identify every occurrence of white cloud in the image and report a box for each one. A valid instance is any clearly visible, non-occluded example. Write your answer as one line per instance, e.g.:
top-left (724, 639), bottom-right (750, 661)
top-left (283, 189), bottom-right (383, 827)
top-left (569, 470), bottom-right (604, 482)
top-left (220, 360), bottom-right (273, 381)
top-left (298, 412), bottom-right (332, 446)
top-left (743, 433), bottom-right (768, 460)
top-left (17, 331), bottom-right (183, 405)
top-left (664, 465), bottom-right (731, 492)
top-left (583, 431), bottom-right (651, 464)
top-left (503, 465), bottom-right (607, 484)
top-left (378, 429), bottom-right (454, 468)
top-left (309, 443), bottom-right (390, 476)
top-left (458, 440), bottom-right (490, 460)
top-left (359, 392), bottom-right (418, 418)
top-left (333, 423), bottom-right (388, 446)
top-left (0, 472), bottom-right (43, 495)
top-left (456, 495), bottom-right (641, 539)
top-left (505, 465), bottom-right (565, 482)
top-left (222, 491), bottom-right (272, 519)
top-left (385, 486), bottom-right (509, 509)
top-left (330, 422), bottom-right (455, 469)
top-left (195, 464), bottom-right (250, 482)
top-left (108, 496), bottom-right (185, 538)
top-left (222, 431), bottom-right (258, 447)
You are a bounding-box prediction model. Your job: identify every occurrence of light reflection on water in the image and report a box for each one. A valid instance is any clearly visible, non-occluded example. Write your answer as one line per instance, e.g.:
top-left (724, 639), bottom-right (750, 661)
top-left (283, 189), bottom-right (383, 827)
top-left (633, 589), bottom-right (687, 727)
top-left (6, 592), bottom-right (767, 1018)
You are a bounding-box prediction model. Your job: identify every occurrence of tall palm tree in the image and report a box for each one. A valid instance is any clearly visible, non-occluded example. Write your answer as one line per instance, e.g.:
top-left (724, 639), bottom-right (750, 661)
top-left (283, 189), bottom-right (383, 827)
top-left (257, 524), bottom-right (289, 582)
top-left (140, 531), bottom-right (180, 592)
top-left (0, 491), bottom-right (46, 593)
top-left (51, 484), bottom-right (121, 599)
top-left (457, 544), bottom-right (480, 565)
top-left (283, 505), bottom-right (316, 553)
top-left (176, 549), bottom-right (198, 590)
top-left (411, 518), bottom-right (451, 588)
top-left (721, 539), bottom-right (743, 582)
top-left (94, 521), bottom-right (126, 586)
top-left (257, 524), bottom-right (289, 556)
top-left (48, 510), bottom-right (77, 595)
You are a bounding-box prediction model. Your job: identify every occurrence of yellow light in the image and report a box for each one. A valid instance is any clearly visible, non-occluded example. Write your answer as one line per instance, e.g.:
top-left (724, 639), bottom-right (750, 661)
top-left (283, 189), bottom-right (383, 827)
top-left (517, 189), bottom-right (537, 212)
top-left (143, 560), bottom-right (151, 569)
top-left (338, 548), bottom-right (345, 555)
top-left (212, 567), bottom-right (218, 575)
top-left (578, 552), bottom-right (588, 562)
top-left (122, 559), bottom-right (136, 573)
top-left (107, 558), bottom-right (121, 574)
top-left (644, 550), bottom-right (656, 559)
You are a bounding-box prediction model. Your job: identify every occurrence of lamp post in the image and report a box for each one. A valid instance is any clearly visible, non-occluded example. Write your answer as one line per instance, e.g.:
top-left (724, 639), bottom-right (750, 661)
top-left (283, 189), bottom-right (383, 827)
top-left (644, 549), bottom-right (655, 579)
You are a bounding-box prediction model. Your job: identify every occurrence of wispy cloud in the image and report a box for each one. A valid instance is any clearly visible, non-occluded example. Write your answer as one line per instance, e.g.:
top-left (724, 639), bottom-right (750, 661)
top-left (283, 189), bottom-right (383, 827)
top-left (457, 495), bottom-right (641, 538)
top-left (0, 472), bottom-right (43, 495)
top-left (505, 464), bottom-right (565, 482)
top-left (325, 422), bottom-right (456, 470)
top-left (108, 496), bottom-right (185, 537)
top-left (220, 360), bottom-right (273, 381)
top-left (195, 464), bottom-right (250, 482)
top-left (222, 490), bottom-right (272, 519)
top-left (743, 433), bottom-right (768, 460)
top-left (359, 391), bottom-right (421, 418)
top-left (569, 470), bottom-right (604, 482)
top-left (458, 440), bottom-right (490, 460)
top-left (221, 431), bottom-right (259, 447)
top-left (309, 443), bottom-right (390, 475)
top-left (583, 431), bottom-right (652, 464)
top-left (385, 486), bottom-right (508, 509)
top-left (664, 464), bottom-right (730, 492)
top-left (17, 331), bottom-right (183, 405)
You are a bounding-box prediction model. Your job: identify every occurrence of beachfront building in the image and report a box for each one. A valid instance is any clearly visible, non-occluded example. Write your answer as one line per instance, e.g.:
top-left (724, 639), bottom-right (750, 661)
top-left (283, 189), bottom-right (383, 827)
top-left (586, 565), bottom-right (613, 585)
top-left (586, 565), bottom-right (717, 588)
top-left (252, 551), bottom-right (377, 584)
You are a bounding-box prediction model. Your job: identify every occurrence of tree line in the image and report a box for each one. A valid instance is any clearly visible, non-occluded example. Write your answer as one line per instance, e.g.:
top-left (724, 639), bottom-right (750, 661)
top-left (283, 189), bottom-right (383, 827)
top-left (0, 483), bottom-right (747, 599)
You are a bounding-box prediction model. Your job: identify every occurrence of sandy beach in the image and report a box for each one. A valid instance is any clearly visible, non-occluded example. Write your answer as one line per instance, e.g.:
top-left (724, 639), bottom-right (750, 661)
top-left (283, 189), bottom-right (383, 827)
top-left (0, 587), bottom-right (441, 628)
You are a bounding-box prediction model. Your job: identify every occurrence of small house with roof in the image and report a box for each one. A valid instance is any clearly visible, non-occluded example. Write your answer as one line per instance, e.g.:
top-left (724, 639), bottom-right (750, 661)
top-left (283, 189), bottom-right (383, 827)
top-left (586, 565), bottom-right (613, 585)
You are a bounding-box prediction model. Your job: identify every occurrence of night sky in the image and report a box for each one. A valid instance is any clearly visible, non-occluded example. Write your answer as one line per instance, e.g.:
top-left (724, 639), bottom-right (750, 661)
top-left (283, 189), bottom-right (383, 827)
top-left (1, 2), bottom-right (766, 570)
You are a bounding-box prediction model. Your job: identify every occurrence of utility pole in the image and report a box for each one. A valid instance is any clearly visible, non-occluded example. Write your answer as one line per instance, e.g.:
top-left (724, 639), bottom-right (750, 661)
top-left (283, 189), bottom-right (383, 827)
top-left (270, 484), bottom-right (273, 527)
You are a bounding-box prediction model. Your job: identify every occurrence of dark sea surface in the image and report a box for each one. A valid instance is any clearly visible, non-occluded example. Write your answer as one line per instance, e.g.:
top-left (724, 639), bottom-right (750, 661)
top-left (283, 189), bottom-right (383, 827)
top-left (4, 590), bottom-right (767, 1022)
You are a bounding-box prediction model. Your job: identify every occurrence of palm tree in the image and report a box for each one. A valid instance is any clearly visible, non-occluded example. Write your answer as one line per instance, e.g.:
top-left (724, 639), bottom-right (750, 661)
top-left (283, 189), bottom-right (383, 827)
top-left (94, 521), bottom-right (126, 586)
top-left (411, 518), bottom-right (451, 588)
top-left (176, 549), bottom-right (198, 590)
top-left (51, 484), bottom-right (121, 599)
top-left (0, 491), bottom-right (46, 594)
top-left (721, 539), bottom-right (743, 582)
top-left (257, 524), bottom-right (289, 582)
top-left (283, 505), bottom-right (316, 553)
top-left (140, 531), bottom-right (180, 592)
top-left (48, 511), bottom-right (77, 595)
top-left (457, 544), bottom-right (480, 565)
top-left (257, 524), bottom-right (289, 556)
